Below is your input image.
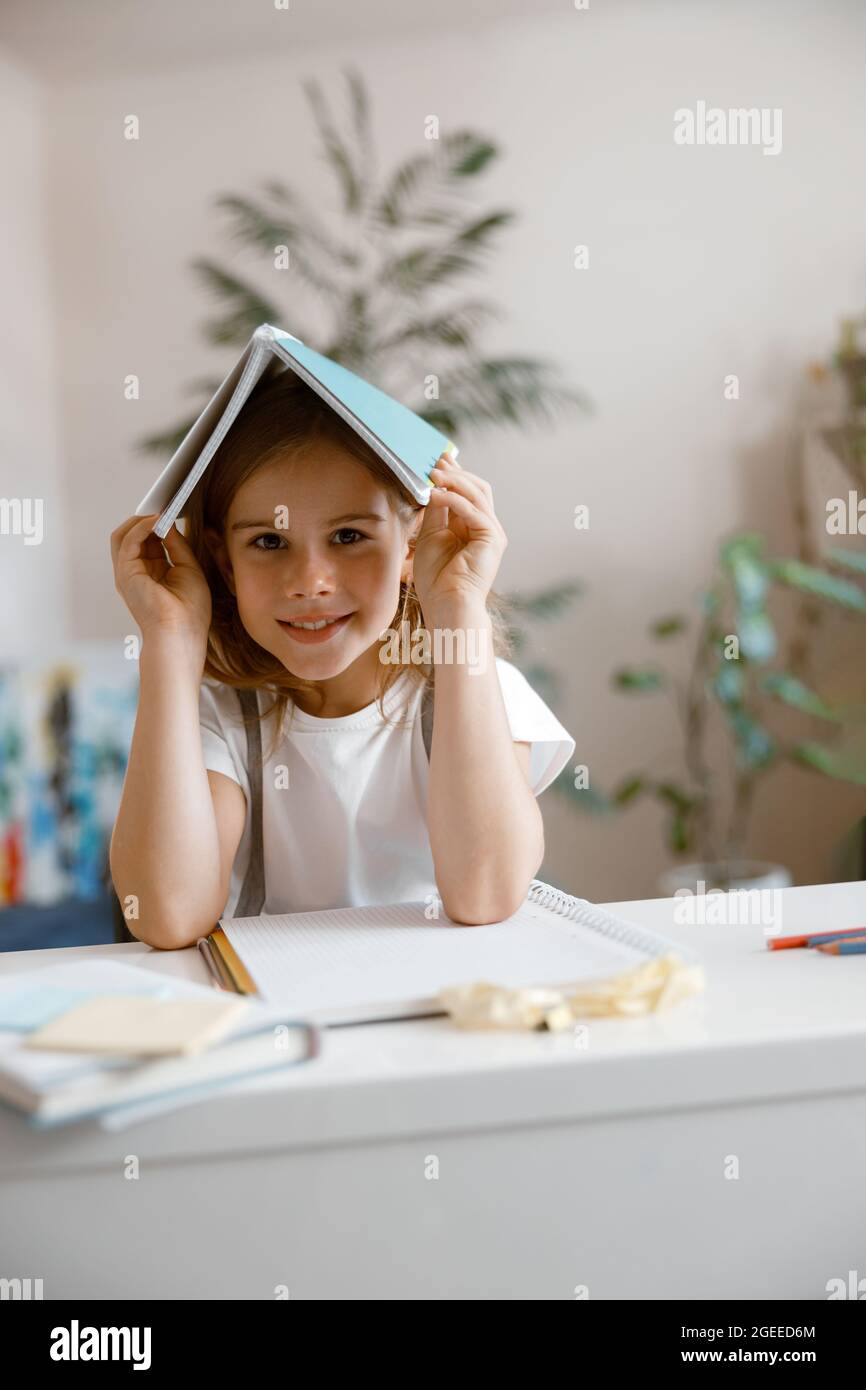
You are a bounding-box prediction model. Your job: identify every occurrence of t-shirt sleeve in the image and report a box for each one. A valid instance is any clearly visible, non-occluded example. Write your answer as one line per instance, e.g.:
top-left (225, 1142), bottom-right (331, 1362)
top-left (495, 658), bottom-right (576, 797)
top-left (198, 681), bottom-right (245, 788)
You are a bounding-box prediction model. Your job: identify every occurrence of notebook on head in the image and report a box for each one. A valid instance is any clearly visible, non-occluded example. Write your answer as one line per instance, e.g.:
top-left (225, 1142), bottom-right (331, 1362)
top-left (136, 323), bottom-right (458, 539)
top-left (199, 878), bottom-right (691, 1026)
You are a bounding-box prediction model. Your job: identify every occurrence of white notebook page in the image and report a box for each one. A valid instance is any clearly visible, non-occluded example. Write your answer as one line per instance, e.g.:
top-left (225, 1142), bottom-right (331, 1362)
top-left (220, 898), bottom-right (647, 1013)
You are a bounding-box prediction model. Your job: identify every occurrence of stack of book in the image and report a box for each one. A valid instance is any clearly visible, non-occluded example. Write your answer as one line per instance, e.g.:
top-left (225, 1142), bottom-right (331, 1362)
top-left (0, 961), bottom-right (317, 1128)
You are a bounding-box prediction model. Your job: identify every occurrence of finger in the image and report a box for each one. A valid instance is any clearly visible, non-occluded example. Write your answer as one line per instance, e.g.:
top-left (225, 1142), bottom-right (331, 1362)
top-left (429, 465), bottom-right (494, 516)
top-left (426, 487), bottom-right (497, 537)
top-left (112, 514), bottom-right (162, 566)
top-left (161, 522), bottom-right (201, 567)
top-left (442, 463), bottom-right (493, 507)
top-left (418, 486), bottom-right (451, 540)
top-left (110, 513), bottom-right (158, 564)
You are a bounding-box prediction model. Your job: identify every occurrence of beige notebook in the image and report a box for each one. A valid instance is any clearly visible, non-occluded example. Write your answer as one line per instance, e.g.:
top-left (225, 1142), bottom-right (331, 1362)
top-left (24, 995), bottom-right (249, 1057)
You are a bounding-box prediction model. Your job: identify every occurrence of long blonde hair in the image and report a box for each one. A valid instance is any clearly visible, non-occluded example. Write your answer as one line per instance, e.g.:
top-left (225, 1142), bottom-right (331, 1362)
top-left (184, 368), bottom-right (514, 756)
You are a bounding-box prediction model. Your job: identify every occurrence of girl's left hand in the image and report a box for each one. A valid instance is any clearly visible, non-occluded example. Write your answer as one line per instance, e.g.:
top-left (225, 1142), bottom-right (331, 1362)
top-left (411, 452), bottom-right (507, 615)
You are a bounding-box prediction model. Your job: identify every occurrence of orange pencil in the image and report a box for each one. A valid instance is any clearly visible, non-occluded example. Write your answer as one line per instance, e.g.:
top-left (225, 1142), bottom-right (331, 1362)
top-left (767, 925), bottom-right (866, 950)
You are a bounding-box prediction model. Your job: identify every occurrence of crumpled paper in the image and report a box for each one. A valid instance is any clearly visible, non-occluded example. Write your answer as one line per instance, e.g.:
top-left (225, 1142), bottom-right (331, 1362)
top-left (437, 952), bottom-right (705, 1031)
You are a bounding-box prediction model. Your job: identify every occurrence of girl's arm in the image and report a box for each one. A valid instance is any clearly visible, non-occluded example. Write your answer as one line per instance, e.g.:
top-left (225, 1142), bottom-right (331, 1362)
top-left (109, 633), bottom-right (246, 949)
top-left (424, 596), bottom-right (545, 926)
top-left (109, 515), bottom-right (245, 949)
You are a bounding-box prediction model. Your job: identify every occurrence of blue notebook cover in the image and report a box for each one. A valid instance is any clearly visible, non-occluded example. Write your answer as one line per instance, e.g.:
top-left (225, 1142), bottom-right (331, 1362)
top-left (137, 324), bottom-right (458, 539)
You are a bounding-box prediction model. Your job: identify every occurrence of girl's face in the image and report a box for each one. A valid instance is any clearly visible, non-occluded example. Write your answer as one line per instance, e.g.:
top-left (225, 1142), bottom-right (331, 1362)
top-left (211, 440), bottom-right (417, 687)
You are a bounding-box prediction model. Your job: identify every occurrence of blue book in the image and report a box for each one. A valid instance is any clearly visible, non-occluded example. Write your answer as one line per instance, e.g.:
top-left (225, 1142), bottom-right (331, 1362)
top-left (136, 324), bottom-right (458, 539)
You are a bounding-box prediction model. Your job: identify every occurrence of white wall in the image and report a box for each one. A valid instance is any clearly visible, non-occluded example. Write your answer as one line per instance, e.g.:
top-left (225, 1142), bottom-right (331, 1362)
top-left (25, 0), bottom-right (866, 897)
top-left (0, 49), bottom-right (65, 657)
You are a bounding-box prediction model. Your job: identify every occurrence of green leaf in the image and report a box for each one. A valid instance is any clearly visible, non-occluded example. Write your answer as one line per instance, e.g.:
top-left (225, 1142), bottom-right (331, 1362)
top-left (711, 662), bottom-right (745, 704)
top-left (823, 546), bottom-right (866, 576)
top-left (791, 741), bottom-right (866, 786)
top-left (613, 668), bottom-right (664, 692)
top-left (189, 260), bottom-right (284, 347)
top-left (138, 414), bottom-right (203, 457)
top-left (725, 707), bottom-right (776, 768)
top-left (761, 673), bottom-right (842, 721)
top-left (767, 559), bottom-right (866, 613)
top-left (656, 782), bottom-right (697, 814)
top-left (518, 664), bottom-right (560, 704)
top-left (419, 357), bottom-right (589, 434)
top-left (503, 581), bottom-right (582, 620)
top-left (550, 776), bottom-right (615, 815)
top-left (373, 131), bottom-right (499, 229)
top-left (374, 300), bottom-right (500, 354)
top-left (650, 615), bottom-right (686, 638)
top-left (302, 73), bottom-right (366, 214)
top-left (700, 588), bottom-right (721, 616)
top-left (720, 534), bottom-right (769, 604)
top-left (381, 213), bottom-right (515, 296)
top-left (612, 776), bottom-right (646, 805)
top-left (737, 610), bottom-right (776, 663)
top-left (667, 813), bottom-right (692, 854)
top-left (213, 193), bottom-right (356, 292)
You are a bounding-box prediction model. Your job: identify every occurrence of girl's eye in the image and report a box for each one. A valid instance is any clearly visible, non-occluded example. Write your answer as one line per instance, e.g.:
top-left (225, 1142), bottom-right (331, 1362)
top-left (250, 528), bottom-right (367, 551)
top-left (251, 532), bottom-right (286, 551)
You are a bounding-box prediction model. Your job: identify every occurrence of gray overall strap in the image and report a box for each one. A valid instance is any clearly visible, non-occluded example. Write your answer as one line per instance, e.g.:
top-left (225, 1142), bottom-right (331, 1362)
top-left (420, 678), bottom-right (434, 759)
top-left (235, 687), bottom-right (266, 917)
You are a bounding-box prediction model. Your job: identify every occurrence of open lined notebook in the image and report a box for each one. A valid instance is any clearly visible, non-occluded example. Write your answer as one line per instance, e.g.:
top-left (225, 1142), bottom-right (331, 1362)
top-left (199, 880), bottom-right (687, 1026)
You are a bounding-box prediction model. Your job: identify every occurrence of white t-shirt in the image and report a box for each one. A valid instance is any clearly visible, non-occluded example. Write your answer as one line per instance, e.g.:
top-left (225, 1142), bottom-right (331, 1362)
top-left (198, 658), bottom-right (575, 918)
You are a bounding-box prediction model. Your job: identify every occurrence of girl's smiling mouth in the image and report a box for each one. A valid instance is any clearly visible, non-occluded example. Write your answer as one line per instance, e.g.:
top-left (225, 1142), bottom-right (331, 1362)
top-left (277, 613), bottom-right (355, 643)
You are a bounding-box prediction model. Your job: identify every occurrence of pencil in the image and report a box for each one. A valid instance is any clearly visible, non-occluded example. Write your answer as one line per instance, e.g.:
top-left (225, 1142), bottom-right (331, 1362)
top-left (814, 938), bottom-right (866, 955)
top-left (768, 925), bottom-right (866, 950)
top-left (807, 932), bottom-right (866, 948)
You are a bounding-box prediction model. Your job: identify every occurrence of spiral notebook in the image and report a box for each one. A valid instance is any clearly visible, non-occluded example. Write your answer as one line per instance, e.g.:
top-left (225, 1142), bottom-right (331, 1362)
top-left (198, 879), bottom-right (689, 1026)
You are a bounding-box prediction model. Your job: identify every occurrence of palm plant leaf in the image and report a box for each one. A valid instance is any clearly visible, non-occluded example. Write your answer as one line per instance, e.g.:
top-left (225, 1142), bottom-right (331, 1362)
top-left (504, 582), bottom-right (583, 619)
top-left (140, 413), bottom-right (204, 457)
top-left (190, 260), bottom-right (284, 348)
top-left (419, 357), bottom-right (589, 433)
top-left (380, 213), bottom-right (514, 296)
top-left (373, 300), bottom-right (500, 354)
top-left (302, 70), bottom-right (366, 214)
top-left (214, 192), bottom-right (359, 280)
top-left (374, 131), bottom-right (499, 230)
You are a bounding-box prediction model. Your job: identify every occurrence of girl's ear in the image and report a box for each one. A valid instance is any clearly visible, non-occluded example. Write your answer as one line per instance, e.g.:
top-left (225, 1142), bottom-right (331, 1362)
top-left (204, 526), bottom-right (236, 597)
top-left (402, 510), bottom-right (423, 585)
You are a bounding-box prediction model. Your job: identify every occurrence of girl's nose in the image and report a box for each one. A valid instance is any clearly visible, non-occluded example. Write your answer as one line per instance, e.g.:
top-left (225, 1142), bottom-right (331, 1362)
top-left (285, 549), bottom-right (338, 595)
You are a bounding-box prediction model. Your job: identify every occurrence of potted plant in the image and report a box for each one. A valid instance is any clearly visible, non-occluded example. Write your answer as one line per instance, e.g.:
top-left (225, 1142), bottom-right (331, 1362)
top-left (141, 66), bottom-right (586, 458)
top-left (556, 532), bottom-right (866, 892)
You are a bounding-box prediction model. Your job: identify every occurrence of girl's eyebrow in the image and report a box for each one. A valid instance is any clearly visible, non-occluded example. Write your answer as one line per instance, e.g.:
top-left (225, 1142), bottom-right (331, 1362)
top-left (230, 511), bottom-right (386, 532)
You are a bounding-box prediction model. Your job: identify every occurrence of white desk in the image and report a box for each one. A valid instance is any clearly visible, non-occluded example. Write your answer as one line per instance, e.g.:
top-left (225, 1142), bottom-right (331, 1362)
top-left (2, 881), bottom-right (866, 1300)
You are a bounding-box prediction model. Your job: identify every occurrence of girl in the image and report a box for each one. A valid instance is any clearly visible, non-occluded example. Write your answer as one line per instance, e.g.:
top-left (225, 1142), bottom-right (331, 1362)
top-left (109, 371), bottom-right (574, 948)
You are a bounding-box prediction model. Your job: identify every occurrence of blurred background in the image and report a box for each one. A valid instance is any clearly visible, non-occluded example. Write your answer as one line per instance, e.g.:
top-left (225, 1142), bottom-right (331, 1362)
top-left (1, 0), bottom-right (864, 950)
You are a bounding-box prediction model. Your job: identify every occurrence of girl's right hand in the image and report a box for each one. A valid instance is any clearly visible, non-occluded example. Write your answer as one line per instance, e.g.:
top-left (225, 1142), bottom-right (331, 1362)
top-left (111, 515), bottom-right (213, 647)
